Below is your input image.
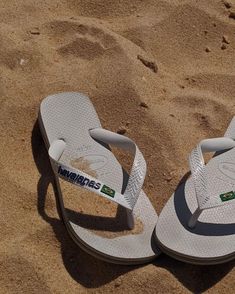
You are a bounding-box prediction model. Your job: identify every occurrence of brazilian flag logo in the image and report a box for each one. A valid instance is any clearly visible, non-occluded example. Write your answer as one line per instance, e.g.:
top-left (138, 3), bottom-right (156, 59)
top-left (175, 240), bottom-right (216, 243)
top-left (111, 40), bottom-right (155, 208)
top-left (101, 185), bottom-right (115, 198)
top-left (220, 191), bottom-right (235, 202)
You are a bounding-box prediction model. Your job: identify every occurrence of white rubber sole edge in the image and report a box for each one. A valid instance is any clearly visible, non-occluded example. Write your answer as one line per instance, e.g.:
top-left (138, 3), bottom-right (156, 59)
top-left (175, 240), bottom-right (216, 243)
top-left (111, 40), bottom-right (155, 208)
top-left (154, 231), bottom-right (235, 265)
top-left (38, 113), bottom-right (159, 265)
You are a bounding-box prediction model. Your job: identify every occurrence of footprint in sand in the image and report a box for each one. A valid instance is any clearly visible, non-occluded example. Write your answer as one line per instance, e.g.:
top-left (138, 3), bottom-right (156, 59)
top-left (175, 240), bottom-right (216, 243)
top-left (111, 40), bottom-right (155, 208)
top-left (172, 94), bottom-right (232, 134)
top-left (45, 20), bottom-right (119, 60)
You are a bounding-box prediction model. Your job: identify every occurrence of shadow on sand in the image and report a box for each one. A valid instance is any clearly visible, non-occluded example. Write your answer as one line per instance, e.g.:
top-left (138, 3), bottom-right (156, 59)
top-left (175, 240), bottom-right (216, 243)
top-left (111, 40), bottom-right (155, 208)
top-left (32, 120), bottom-right (234, 292)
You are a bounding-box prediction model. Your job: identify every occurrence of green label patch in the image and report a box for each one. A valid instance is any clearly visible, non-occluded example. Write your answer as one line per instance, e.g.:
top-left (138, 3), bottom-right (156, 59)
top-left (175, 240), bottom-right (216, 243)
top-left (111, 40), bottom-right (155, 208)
top-left (220, 191), bottom-right (235, 202)
top-left (101, 185), bottom-right (115, 198)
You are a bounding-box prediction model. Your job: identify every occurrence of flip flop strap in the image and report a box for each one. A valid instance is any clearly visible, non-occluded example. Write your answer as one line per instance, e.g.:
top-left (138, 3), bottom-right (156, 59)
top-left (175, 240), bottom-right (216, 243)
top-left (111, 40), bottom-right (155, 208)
top-left (189, 137), bottom-right (235, 210)
top-left (48, 128), bottom-right (146, 211)
top-left (188, 137), bottom-right (235, 228)
top-left (224, 116), bottom-right (235, 139)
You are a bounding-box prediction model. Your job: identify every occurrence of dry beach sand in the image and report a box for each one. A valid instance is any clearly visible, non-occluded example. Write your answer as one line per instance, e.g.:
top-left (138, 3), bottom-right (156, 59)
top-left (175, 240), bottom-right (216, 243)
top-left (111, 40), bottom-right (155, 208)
top-left (1, 0), bottom-right (235, 293)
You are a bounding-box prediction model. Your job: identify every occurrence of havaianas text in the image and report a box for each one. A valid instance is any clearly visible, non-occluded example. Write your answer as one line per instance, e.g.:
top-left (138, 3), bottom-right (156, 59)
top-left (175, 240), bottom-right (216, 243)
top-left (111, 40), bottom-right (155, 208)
top-left (58, 166), bottom-right (101, 189)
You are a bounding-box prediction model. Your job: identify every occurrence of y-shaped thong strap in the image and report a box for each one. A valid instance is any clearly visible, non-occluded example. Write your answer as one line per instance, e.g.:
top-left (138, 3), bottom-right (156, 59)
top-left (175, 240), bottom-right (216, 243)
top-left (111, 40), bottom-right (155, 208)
top-left (188, 137), bottom-right (235, 228)
top-left (48, 128), bottom-right (147, 228)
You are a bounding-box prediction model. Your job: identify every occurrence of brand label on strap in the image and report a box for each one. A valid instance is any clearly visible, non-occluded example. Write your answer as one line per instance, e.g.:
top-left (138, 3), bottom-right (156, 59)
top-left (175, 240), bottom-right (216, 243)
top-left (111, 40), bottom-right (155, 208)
top-left (101, 185), bottom-right (115, 198)
top-left (58, 166), bottom-right (101, 190)
top-left (220, 191), bottom-right (235, 202)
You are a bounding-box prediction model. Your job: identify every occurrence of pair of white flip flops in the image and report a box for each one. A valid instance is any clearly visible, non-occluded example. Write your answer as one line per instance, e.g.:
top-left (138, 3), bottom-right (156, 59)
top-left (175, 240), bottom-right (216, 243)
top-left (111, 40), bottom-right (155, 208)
top-left (39, 92), bottom-right (235, 265)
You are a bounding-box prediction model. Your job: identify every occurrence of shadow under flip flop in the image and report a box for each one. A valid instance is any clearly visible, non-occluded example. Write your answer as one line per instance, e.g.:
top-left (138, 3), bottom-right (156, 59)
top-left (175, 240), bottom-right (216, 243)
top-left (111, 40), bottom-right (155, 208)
top-left (155, 254), bottom-right (234, 293)
top-left (31, 120), bottom-right (139, 287)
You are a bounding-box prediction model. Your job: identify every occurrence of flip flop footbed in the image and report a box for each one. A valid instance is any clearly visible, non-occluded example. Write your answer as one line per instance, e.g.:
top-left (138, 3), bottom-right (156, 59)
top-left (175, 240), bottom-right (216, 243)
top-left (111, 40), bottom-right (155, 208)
top-left (39, 92), bottom-right (160, 264)
top-left (155, 121), bottom-right (235, 264)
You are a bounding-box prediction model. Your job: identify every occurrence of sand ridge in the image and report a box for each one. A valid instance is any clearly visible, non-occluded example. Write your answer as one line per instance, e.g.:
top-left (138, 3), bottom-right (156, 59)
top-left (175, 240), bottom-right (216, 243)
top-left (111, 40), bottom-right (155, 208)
top-left (1, 0), bottom-right (235, 293)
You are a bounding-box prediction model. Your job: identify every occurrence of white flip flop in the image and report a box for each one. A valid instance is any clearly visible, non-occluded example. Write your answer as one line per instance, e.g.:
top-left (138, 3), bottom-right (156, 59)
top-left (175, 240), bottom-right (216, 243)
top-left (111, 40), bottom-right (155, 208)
top-left (155, 117), bottom-right (235, 264)
top-left (39, 92), bottom-right (160, 264)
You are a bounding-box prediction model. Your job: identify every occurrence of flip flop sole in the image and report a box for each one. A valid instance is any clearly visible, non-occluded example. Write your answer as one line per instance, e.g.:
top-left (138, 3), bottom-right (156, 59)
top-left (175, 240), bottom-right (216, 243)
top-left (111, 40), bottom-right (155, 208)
top-left (155, 133), bottom-right (235, 264)
top-left (39, 92), bottom-right (160, 264)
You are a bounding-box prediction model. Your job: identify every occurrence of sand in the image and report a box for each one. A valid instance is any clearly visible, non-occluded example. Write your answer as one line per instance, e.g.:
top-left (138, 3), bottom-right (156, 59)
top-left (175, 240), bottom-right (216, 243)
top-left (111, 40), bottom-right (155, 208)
top-left (0, 0), bottom-right (235, 293)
